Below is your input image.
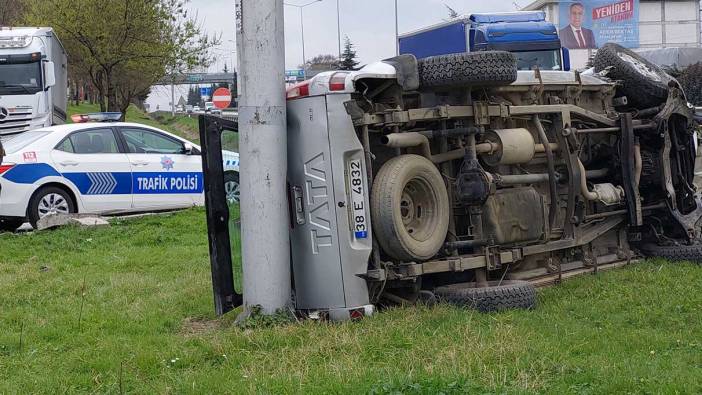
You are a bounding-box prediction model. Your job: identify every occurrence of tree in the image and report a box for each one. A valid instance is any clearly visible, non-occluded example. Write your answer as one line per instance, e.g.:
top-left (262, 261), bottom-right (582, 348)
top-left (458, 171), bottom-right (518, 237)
top-left (0, 0), bottom-right (26, 26)
top-left (339, 36), bottom-right (360, 71)
top-left (187, 86), bottom-right (200, 106)
top-left (25, 0), bottom-right (219, 119)
top-left (679, 62), bottom-right (702, 106)
top-left (301, 54), bottom-right (338, 77)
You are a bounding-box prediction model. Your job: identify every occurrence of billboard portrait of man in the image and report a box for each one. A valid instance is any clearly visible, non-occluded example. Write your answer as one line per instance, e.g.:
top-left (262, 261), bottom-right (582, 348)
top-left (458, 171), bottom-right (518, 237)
top-left (559, 2), bottom-right (597, 49)
top-left (559, 1), bottom-right (640, 49)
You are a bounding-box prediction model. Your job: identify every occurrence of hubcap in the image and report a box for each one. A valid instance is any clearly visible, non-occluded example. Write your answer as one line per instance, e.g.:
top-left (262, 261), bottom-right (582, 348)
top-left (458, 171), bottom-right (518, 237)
top-left (400, 177), bottom-right (438, 242)
top-left (225, 180), bottom-right (240, 204)
top-left (37, 193), bottom-right (70, 218)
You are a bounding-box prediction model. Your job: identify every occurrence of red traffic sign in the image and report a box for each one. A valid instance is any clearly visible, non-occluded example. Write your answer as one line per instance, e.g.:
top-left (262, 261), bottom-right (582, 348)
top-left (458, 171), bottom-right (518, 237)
top-left (212, 88), bottom-right (232, 109)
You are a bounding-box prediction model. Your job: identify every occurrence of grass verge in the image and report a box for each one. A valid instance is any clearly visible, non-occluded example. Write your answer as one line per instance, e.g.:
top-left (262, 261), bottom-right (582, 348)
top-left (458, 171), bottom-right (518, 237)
top-left (1, 208), bottom-right (701, 393)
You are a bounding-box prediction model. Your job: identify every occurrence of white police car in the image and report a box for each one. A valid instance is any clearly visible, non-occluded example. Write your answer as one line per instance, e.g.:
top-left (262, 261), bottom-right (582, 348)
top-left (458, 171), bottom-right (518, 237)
top-left (0, 114), bottom-right (239, 230)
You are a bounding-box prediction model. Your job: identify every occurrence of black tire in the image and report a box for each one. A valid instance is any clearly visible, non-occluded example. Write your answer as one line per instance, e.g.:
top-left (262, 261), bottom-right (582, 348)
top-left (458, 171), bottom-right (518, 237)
top-left (639, 243), bottom-right (702, 264)
top-left (224, 172), bottom-right (240, 204)
top-left (371, 154), bottom-right (450, 261)
top-left (434, 280), bottom-right (537, 312)
top-left (0, 218), bottom-right (25, 233)
top-left (593, 43), bottom-right (674, 108)
top-left (418, 51), bottom-right (518, 89)
top-left (28, 186), bottom-right (76, 229)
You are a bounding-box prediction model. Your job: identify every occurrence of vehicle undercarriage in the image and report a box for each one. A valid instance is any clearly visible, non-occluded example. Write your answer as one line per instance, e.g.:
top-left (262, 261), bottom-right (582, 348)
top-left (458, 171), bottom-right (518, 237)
top-left (346, 45), bottom-right (700, 309)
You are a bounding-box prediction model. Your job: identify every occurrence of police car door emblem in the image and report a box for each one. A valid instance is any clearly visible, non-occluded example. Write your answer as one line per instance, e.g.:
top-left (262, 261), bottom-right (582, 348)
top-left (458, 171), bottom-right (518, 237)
top-left (0, 107), bottom-right (9, 121)
top-left (161, 156), bottom-right (174, 171)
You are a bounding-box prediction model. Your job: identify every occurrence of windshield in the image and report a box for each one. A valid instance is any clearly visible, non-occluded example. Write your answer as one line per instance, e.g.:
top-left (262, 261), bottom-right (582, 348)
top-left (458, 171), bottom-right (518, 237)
top-left (0, 62), bottom-right (43, 95)
top-left (513, 50), bottom-right (562, 71)
top-left (4, 130), bottom-right (50, 154)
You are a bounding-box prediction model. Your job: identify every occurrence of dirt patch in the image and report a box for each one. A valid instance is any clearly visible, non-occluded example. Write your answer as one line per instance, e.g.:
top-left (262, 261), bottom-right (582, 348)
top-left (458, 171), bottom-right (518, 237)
top-left (180, 316), bottom-right (221, 337)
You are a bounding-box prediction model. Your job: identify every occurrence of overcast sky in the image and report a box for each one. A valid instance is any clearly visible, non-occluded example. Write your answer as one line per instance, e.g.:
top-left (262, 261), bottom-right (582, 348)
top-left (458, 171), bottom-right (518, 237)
top-left (147, 0), bottom-right (521, 111)
top-left (191, 0), bottom-right (520, 70)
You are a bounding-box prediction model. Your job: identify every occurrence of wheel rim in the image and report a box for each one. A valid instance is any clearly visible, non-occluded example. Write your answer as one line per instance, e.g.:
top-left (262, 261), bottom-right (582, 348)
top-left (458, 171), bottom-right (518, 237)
top-left (37, 193), bottom-right (70, 218)
top-left (225, 180), bottom-right (240, 204)
top-left (400, 177), bottom-right (439, 242)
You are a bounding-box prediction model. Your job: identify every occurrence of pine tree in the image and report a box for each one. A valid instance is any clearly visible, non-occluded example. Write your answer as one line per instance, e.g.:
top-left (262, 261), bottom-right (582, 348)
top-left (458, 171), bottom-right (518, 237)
top-left (339, 36), bottom-right (360, 71)
top-left (187, 86), bottom-right (200, 106)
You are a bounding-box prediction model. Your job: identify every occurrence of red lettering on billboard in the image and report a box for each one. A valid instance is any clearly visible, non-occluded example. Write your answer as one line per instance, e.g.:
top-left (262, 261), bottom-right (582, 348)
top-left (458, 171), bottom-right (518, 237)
top-left (593, 0), bottom-right (634, 22)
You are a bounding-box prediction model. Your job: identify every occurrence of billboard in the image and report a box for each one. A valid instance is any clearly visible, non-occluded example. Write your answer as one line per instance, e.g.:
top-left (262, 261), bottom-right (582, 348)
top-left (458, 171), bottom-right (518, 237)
top-left (559, 0), bottom-right (639, 49)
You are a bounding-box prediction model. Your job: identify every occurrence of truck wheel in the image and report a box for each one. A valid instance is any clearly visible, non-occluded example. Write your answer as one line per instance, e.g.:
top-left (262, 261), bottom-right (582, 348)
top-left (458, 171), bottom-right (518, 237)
top-left (434, 280), bottom-right (537, 312)
top-left (224, 172), bottom-right (240, 204)
top-left (593, 43), bottom-right (674, 108)
top-left (28, 186), bottom-right (76, 229)
top-left (418, 51), bottom-right (518, 89)
top-left (639, 242), bottom-right (702, 264)
top-left (371, 154), bottom-right (450, 261)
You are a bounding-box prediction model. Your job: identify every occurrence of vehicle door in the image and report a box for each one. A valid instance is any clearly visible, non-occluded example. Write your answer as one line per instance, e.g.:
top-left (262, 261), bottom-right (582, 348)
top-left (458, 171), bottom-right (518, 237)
top-left (50, 127), bottom-right (133, 213)
top-left (118, 127), bottom-right (202, 210)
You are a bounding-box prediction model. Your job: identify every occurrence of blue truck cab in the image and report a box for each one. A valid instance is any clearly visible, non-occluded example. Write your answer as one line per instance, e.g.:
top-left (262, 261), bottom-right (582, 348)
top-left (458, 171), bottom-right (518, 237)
top-left (399, 11), bottom-right (570, 71)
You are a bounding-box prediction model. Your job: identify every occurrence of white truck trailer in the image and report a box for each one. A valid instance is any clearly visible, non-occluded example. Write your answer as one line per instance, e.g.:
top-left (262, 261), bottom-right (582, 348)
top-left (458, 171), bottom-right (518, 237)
top-left (0, 27), bottom-right (67, 139)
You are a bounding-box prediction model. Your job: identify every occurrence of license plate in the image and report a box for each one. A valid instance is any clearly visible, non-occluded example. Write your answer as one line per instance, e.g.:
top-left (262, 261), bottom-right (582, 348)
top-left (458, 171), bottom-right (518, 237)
top-left (347, 159), bottom-right (368, 239)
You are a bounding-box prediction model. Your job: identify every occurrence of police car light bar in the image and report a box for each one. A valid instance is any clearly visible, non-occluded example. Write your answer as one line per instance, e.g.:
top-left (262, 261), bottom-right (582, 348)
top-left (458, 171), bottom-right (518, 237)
top-left (70, 112), bottom-right (123, 123)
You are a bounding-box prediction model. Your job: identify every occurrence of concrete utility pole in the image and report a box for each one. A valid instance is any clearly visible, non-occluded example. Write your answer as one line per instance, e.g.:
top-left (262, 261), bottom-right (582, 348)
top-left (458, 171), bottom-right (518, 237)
top-left (235, 0), bottom-right (291, 315)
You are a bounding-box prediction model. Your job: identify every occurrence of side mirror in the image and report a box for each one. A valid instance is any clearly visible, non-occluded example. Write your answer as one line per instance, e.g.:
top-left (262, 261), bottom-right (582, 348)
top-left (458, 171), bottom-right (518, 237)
top-left (562, 48), bottom-right (571, 72)
top-left (184, 143), bottom-right (194, 155)
top-left (184, 143), bottom-right (200, 155)
top-left (44, 61), bottom-right (56, 88)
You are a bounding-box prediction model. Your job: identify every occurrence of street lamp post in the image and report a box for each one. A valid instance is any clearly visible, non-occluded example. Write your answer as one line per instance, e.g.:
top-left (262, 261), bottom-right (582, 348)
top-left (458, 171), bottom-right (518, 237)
top-left (336, 0), bottom-right (341, 59)
top-left (285, 0), bottom-right (323, 79)
top-left (395, 0), bottom-right (399, 56)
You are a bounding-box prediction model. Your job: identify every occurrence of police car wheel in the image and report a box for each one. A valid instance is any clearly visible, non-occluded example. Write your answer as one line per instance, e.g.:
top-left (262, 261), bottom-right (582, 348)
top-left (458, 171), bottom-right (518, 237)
top-left (28, 186), bottom-right (76, 228)
top-left (224, 172), bottom-right (241, 204)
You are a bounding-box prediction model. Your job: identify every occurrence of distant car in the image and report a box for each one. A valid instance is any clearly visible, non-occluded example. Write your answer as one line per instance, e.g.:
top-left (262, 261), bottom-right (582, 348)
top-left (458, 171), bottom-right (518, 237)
top-left (185, 105), bottom-right (194, 114)
top-left (204, 102), bottom-right (215, 113)
top-left (193, 106), bottom-right (201, 113)
top-left (0, 113), bottom-right (239, 231)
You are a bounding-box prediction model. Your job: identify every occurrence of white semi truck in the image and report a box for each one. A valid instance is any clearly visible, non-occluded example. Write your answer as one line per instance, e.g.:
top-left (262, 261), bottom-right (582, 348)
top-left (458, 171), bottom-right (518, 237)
top-left (0, 27), bottom-right (67, 139)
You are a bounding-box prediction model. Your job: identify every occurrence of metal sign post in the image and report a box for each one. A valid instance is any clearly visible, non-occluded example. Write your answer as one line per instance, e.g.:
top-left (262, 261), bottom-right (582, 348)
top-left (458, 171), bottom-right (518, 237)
top-left (235, 0), bottom-right (291, 316)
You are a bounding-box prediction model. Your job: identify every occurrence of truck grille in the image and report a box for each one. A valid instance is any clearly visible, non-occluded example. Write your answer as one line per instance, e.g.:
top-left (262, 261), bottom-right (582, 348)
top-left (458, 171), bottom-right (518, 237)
top-left (0, 111), bottom-right (32, 135)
